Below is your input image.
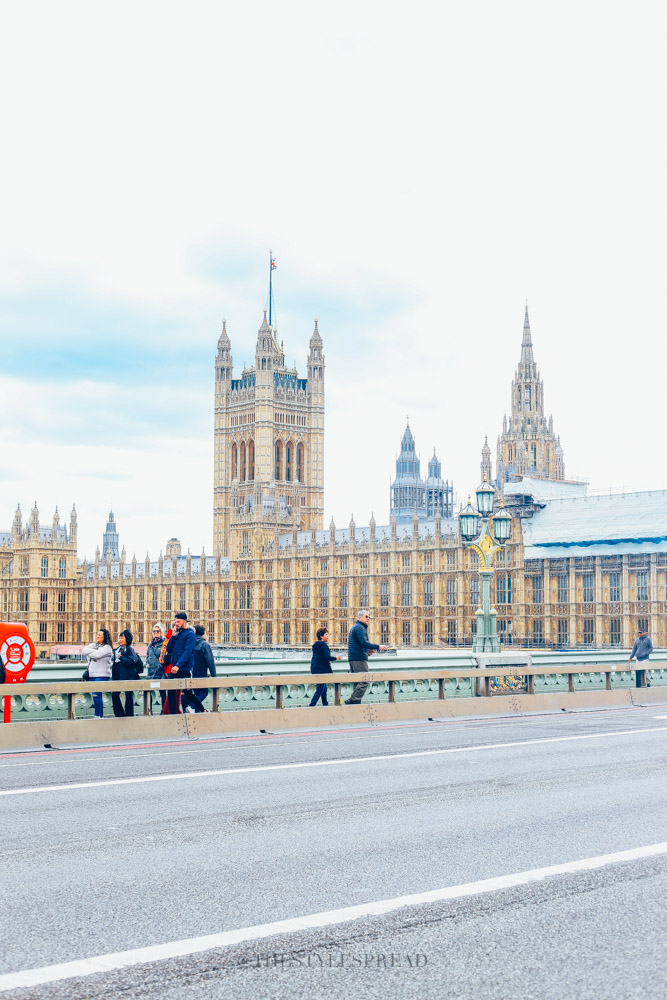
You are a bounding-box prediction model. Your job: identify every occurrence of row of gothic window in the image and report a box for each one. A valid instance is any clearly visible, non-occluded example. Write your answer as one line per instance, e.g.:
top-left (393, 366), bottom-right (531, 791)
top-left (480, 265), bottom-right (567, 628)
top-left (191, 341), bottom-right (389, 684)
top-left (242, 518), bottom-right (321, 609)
top-left (230, 440), bottom-right (305, 483)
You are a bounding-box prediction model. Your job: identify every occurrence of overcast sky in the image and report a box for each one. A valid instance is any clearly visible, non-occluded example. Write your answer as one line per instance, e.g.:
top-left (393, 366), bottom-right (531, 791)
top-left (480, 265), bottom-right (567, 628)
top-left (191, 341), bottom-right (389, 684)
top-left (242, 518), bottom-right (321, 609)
top-left (1, 1), bottom-right (665, 560)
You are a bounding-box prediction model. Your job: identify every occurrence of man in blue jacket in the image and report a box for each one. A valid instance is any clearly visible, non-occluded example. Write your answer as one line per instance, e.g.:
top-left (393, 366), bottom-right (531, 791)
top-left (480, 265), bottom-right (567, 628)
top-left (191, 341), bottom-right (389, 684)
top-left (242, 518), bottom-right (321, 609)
top-left (166, 612), bottom-right (206, 713)
top-left (344, 609), bottom-right (387, 705)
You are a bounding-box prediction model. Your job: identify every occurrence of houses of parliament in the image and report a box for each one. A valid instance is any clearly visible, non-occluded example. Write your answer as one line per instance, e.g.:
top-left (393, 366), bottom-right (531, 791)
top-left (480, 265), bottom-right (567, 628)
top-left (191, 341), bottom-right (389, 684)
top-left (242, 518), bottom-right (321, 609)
top-left (2, 305), bottom-right (666, 656)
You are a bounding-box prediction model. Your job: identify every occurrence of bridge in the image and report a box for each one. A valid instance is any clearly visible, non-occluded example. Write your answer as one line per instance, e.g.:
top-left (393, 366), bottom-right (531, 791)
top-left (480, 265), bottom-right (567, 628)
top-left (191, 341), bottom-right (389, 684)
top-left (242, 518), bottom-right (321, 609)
top-left (0, 651), bottom-right (665, 999)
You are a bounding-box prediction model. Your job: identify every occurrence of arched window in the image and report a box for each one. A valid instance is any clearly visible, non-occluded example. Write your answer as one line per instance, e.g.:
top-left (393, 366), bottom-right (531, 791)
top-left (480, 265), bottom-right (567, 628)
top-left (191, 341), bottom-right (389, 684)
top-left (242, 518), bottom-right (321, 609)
top-left (525, 386), bottom-right (531, 411)
top-left (242, 532), bottom-right (249, 555)
top-left (248, 439), bottom-right (255, 481)
top-left (296, 443), bottom-right (304, 482)
top-left (261, 358), bottom-right (266, 370)
top-left (286, 441), bottom-right (293, 482)
top-left (517, 387), bottom-right (522, 410)
top-left (231, 443), bottom-right (237, 480)
top-left (240, 441), bottom-right (246, 481)
top-left (275, 440), bottom-right (283, 481)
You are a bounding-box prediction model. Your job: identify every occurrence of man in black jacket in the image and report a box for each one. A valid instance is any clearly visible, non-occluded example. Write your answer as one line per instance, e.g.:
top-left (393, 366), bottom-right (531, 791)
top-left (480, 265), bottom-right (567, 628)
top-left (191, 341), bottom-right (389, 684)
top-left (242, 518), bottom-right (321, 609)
top-left (192, 625), bottom-right (216, 705)
top-left (344, 609), bottom-right (387, 705)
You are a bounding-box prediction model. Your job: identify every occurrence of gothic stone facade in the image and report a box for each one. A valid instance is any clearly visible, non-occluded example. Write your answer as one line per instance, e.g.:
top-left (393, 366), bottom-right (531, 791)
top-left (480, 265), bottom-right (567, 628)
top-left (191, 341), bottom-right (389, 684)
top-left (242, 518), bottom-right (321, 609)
top-left (2, 502), bottom-right (666, 658)
top-left (1, 308), bottom-right (666, 656)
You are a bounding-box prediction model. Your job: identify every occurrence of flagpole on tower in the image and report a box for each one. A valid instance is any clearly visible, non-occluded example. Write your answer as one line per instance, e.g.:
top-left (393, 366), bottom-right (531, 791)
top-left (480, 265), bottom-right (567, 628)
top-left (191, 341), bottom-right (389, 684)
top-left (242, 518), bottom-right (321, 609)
top-left (269, 251), bottom-right (277, 327)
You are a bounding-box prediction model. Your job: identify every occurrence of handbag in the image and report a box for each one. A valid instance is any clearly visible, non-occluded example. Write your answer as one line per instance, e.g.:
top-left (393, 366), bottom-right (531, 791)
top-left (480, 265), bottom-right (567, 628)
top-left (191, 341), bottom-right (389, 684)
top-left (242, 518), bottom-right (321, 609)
top-left (82, 668), bottom-right (90, 681)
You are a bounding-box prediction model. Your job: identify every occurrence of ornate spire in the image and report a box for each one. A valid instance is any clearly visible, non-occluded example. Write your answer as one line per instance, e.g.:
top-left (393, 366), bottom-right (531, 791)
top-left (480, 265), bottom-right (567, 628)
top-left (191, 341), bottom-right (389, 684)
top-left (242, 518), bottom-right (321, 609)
top-left (217, 318), bottom-right (231, 352)
top-left (480, 435), bottom-right (492, 482)
top-left (521, 304), bottom-right (534, 366)
top-left (11, 504), bottom-right (22, 541)
top-left (310, 317), bottom-right (322, 345)
top-left (29, 501), bottom-right (39, 538)
top-left (260, 307), bottom-right (270, 332)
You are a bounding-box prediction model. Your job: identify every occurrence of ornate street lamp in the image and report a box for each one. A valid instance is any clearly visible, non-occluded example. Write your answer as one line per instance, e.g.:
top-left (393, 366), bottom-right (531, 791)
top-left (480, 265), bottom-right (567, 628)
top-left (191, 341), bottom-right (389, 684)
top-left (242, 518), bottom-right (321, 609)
top-left (458, 479), bottom-right (512, 652)
top-left (459, 497), bottom-right (479, 543)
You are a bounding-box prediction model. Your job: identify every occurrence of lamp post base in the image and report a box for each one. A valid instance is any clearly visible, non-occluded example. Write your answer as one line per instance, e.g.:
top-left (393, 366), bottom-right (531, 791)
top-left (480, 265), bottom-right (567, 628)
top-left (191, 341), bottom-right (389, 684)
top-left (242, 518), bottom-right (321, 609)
top-left (474, 593), bottom-right (499, 652)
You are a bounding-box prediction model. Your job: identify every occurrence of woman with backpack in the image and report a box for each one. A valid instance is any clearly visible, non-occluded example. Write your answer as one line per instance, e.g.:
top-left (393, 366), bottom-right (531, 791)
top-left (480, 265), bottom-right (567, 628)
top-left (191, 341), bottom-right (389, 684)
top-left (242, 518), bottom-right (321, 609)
top-left (81, 628), bottom-right (115, 719)
top-left (111, 629), bottom-right (143, 717)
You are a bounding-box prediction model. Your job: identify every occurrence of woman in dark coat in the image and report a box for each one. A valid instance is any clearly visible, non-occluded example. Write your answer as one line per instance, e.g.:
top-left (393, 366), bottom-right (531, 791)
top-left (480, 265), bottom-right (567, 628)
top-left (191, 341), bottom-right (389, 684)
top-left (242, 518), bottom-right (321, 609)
top-left (309, 626), bottom-right (338, 707)
top-left (112, 629), bottom-right (143, 717)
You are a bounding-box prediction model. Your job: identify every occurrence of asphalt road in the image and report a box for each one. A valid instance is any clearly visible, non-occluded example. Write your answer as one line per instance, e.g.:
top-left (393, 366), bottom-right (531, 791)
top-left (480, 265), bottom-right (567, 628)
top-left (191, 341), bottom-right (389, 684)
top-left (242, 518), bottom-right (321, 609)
top-left (1, 705), bottom-right (666, 999)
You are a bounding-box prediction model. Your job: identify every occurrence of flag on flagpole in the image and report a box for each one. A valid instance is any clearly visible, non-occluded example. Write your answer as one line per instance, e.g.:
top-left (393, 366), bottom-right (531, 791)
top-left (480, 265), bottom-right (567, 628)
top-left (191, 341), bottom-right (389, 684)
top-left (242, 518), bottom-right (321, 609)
top-left (270, 257), bottom-right (277, 270)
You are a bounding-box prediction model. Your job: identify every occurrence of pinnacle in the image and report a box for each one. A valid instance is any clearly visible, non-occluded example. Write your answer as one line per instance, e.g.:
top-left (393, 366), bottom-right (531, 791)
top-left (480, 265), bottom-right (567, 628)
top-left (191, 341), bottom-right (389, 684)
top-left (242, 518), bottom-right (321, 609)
top-left (520, 304), bottom-right (534, 365)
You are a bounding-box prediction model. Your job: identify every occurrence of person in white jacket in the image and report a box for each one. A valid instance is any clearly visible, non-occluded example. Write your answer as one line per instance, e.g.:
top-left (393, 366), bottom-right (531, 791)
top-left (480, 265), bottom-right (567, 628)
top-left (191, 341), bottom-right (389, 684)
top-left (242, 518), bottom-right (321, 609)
top-left (81, 628), bottom-right (115, 718)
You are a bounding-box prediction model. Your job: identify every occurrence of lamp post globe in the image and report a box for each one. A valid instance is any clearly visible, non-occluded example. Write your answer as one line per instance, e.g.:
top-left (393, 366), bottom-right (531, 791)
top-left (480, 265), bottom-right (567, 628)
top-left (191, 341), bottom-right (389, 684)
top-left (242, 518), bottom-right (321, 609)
top-left (475, 478), bottom-right (495, 516)
top-left (492, 503), bottom-right (512, 543)
top-left (459, 498), bottom-right (479, 542)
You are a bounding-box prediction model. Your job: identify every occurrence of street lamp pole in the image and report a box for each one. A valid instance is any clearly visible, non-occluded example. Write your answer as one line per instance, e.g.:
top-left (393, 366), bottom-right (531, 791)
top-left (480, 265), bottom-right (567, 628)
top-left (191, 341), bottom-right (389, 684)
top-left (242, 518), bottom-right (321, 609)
top-left (459, 479), bottom-right (512, 653)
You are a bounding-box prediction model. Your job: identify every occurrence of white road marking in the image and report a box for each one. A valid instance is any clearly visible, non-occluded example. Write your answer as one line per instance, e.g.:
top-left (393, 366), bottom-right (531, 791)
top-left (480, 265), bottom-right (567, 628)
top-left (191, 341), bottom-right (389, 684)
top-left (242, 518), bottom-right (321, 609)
top-left (0, 706), bottom-right (646, 767)
top-left (0, 715), bottom-right (589, 769)
top-left (1, 725), bottom-right (665, 798)
top-left (1, 841), bottom-right (665, 993)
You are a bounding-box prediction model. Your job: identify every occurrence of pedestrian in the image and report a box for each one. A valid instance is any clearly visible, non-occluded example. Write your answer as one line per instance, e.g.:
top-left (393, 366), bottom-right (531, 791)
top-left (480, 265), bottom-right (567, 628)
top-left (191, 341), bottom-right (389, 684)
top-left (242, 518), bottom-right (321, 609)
top-left (344, 609), bottom-right (388, 705)
top-left (309, 626), bottom-right (338, 706)
top-left (159, 626), bottom-right (175, 713)
top-left (191, 625), bottom-right (216, 707)
top-left (165, 613), bottom-right (206, 714)
top-left (112, 629), bottom-right (143, 717)
top-left (81, 628), bottom-right (115, 719)
top-left (146, 622), bottom-right (167, 714)
top-left (629, 627), bottom-right (653, 688)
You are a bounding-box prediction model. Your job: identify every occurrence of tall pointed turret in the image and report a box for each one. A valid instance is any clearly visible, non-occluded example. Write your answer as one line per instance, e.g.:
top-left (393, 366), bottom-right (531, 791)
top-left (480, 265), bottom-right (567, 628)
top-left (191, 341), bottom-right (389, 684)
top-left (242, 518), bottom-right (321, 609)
top-left (390, 424), bottom-right (454, 523)
top-left (495, 306), bottom-right (565, 488)
top-left (69, 505), bottom-right (78, 546)
top-left (11, 504), bottom-right (22, 542)
top-left (255, 308), bottom-right (282, 372)
top-left (425, 449), bottom-right (454, 518)
top-left (307, 317), bottom-right (325, 388)
top-left (480, 436), bottom-right (492, 482)
top-left (29, 502), bottom-right (39, 540)
top-left (102, 511), bottom-right (119, 560)
top-left (216, 319), bottom-right (233, 387)
top-left (520, 304), bottom-right (534, 366)
top-left (390, 422), bottom-right (422, 524)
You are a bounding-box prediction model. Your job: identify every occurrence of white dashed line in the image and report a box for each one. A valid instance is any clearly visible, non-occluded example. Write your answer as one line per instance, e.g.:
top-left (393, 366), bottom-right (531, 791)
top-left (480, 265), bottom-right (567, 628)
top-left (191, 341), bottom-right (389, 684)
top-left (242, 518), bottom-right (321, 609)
top-left (1, 725), bottom-right (665, 797)
top-left (1, 841), bottom-right (665, 992)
